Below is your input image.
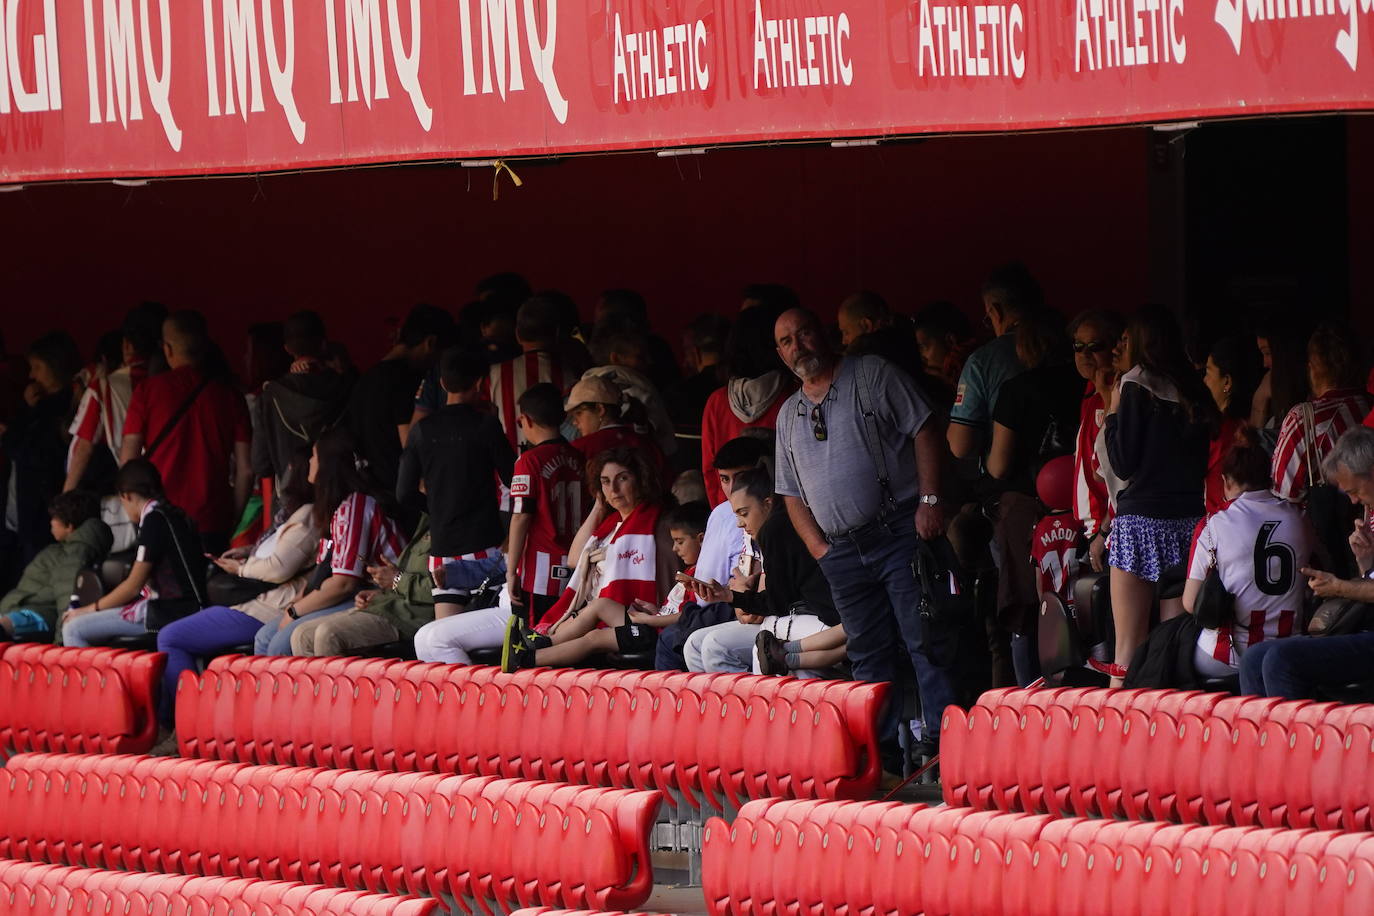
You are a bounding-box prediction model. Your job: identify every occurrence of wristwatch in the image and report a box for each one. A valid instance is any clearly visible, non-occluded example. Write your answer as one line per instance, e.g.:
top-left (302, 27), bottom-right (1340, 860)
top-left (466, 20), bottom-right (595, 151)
top-left (918, 494), bottom-right (941, 506)
top-left (286, 605), bottom-right (299, 620)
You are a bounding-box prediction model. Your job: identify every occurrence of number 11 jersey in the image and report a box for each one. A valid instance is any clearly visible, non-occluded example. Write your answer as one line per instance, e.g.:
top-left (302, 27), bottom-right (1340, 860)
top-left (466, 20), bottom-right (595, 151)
top-left (510, 438), bottom-right (587, 597)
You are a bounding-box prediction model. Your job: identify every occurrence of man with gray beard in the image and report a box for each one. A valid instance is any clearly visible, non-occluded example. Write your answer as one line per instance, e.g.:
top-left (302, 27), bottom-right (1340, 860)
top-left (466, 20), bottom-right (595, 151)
top-left (772, 308), bottom-right (958, 760)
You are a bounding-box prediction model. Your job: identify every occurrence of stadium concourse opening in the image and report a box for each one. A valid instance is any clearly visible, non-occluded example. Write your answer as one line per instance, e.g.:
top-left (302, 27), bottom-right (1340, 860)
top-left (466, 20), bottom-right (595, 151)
top-left (5, 115), bottom-right (1370, 357)
top-left (1, 113), bottom-right (1373, 916)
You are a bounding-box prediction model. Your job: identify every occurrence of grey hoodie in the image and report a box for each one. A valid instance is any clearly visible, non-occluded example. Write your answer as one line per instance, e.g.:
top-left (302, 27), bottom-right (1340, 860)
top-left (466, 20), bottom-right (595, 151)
top-left (727, 370), bottom-right (789, 423)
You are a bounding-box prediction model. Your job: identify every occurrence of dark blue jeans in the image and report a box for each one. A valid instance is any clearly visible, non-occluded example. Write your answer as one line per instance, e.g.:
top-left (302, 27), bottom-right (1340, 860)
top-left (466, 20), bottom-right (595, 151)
top-left (818, 521), bottom-right (959, 743)
top-left (156, 605), bottom-right (264, 727)
top-left (1239, 633), bottom-right (1374, 699)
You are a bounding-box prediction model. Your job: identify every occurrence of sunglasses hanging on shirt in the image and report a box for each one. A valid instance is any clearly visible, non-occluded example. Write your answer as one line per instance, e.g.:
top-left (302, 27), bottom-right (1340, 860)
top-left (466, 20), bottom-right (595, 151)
top-left (811, 403), bottom-right (828, 441)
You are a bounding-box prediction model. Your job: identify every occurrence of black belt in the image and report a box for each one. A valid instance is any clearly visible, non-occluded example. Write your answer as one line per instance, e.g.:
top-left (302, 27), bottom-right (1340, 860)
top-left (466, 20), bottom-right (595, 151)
top-left (827, 497), bottom-right (918, 545)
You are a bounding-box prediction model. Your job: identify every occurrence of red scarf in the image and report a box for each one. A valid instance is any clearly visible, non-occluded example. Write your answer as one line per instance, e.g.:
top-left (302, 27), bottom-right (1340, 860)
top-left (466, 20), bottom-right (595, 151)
top-left (537, 501), bottom-right (662, 629)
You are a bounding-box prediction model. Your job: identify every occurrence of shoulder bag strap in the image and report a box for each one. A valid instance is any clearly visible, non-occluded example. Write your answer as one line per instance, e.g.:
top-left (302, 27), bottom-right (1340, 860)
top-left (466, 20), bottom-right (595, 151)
top-left (781, 396), bottom-right (814, 510)
top-left (852, 357), bottom-right (896, 508)
top-left (1300, 401), bottom-right (1325, 490)
top-left (145, 375), bottom-right (214, 460)
top-left (151, 507), bottom-right (206, 607)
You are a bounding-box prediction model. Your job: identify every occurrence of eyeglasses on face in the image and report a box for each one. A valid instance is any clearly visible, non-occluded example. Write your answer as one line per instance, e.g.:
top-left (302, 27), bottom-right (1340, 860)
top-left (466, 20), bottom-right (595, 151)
top-left (1073, 340), bottom-right (1110, 354)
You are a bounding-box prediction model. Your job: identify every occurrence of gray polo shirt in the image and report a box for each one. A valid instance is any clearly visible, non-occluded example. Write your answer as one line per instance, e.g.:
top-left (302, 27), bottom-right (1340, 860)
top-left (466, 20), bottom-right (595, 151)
top-left (775, 355), bottom-right (934, 538)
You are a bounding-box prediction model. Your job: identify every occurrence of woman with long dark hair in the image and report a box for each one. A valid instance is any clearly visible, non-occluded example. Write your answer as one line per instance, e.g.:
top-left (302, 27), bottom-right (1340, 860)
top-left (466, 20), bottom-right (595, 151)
top-left (1102, 305), bottom-right (1220, 683)
top-left (1250, 316), bottom-right (1310, 431)
top-left (414, 446), bottom-right (673, 668)
top-left (1201, 336), bottom-right (1263, 513)
top-left (154, 450), bottom-right (321, 732)
top-left (253, 427), bottom-right (405, 655)
top-left (1184, 429), bottom-right (1316, 680)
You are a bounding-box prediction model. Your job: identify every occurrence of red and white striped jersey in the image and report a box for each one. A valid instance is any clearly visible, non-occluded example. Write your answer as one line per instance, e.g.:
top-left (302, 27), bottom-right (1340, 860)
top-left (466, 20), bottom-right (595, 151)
top-left (1031, 513), bottom-right (1084, 610)
top-left (484, 350), bottom-right (567, 448)
top-left (1072, 387), bottom-right (1111, 539)
top-left (511, 438), bottom-right (586, 596)
top-left (317, 492), bottom-right (406, 580)
top-left (68, 362), bottom-right (147, 460)
top-left (1272, 389), bottom-right (1373, 502)
top-left (1187, 489), bottom-right (1318, 666)
top-left (659, 565), bottom-right (698, 615)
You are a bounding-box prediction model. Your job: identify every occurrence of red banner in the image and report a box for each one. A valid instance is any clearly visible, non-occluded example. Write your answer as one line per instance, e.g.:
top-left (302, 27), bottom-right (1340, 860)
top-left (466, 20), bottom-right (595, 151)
top-left (0, 0), bottom-right (1370, 183)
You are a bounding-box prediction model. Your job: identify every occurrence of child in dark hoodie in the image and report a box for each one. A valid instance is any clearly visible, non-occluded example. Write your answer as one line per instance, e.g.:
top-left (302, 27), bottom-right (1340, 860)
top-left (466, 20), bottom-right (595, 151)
top-left (1, 491), bottom-right (113, 640)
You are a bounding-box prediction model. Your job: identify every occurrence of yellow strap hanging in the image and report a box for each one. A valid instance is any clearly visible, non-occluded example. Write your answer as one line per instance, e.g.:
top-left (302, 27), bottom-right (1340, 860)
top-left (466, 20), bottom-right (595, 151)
top-left (492, 159), bottom-right (523, 200)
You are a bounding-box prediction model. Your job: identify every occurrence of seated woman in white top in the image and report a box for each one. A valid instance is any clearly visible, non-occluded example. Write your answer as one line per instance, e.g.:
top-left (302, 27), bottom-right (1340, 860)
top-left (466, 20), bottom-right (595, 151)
top-left (1184, 429), bottom-right (1319, 679)
top-left (154, 450), bottom-right (321, 730)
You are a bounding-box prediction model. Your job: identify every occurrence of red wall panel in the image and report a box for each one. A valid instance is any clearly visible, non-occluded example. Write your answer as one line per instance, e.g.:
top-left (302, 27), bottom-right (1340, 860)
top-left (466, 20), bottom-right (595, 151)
top-left (3, 128), bottom-right (1151, 367)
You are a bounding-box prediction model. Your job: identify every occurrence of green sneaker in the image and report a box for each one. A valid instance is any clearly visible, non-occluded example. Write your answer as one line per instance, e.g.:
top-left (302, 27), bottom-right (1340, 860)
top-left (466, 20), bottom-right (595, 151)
top-left (500, 614), bottom-right (539, 673)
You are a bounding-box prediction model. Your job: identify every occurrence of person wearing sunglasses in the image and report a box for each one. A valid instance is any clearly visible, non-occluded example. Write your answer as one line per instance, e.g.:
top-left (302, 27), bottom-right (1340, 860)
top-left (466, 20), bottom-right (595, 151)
top-left (772, 306), bottom-right (955, 765)
top-left (1066, 309), bottom-right (1125, 574)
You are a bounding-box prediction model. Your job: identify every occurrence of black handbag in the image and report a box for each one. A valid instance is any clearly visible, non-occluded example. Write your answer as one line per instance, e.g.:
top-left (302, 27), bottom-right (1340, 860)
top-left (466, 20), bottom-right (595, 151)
top-left (1307, 598), bottom-right (1374, 637)
top-left (205, 569), bottom-right (274, 607)
top-left (913, 535), bottom-right (974, 624)
top-left (144, 507), bottom-right (207, 632)
top-left (1192, 547), bottom-right (1235, 631)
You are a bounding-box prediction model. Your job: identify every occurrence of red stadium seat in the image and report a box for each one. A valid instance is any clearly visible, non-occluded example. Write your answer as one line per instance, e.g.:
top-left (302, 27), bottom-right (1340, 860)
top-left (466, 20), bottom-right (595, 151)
top-left (0, 646), bottom-right (161, 756)
top-left (702, 799), bottom-right (1374, 916)
top-left (0, 754), bottom-right (660, 915)
top-left (0, 859), bottom-right (441, 915)
top-left (179, 657), bottom-right (887, 811)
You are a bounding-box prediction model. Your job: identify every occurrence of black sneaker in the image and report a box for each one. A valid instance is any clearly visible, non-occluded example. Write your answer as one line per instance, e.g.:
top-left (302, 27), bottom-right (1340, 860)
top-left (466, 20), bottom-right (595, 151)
top-left (755, 630), bottom-right (788, 676)
top-left (500, 615), bottom-right (541, 673)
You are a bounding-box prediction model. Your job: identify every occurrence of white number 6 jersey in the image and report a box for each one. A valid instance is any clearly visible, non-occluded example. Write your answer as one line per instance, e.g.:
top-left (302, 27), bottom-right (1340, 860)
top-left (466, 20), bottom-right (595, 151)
top-left (1188, 489), bottom-right (1319, 665)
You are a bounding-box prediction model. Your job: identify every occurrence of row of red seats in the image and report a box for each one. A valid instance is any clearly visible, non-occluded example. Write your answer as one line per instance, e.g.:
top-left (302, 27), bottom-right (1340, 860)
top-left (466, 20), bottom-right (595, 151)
top-left (978, 686), bottom-right (1374, 731)
top-left (511, 910), bottom-right (675, 916)
top-left (701, 798), bottom-right (1374, 916)
top-left (0, 858), bottom-right (438, 915)
top-left (941, 698), bottom-right (1374, 830)
top-left (0, 644), bottom-right (163, 754)
top-left (174, 655), bottom-right (885, 808)
top-left (0, 753), bottom-right (660, 915)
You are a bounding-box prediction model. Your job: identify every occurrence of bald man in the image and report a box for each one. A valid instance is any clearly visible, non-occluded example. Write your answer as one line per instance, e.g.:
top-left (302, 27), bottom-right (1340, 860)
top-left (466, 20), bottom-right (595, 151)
top-left (771, 307), bottom-right (958, 758)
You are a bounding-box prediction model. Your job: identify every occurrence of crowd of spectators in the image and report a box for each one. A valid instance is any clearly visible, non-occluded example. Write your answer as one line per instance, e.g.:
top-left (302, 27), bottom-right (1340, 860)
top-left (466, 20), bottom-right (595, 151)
top-left (2, 269), bottom-right (1373, 770)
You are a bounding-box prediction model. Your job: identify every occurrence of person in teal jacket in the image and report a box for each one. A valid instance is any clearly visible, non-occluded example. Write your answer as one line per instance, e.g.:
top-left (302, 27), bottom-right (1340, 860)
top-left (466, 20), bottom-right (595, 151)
top-left (1, 491), bottom-right (113, 640)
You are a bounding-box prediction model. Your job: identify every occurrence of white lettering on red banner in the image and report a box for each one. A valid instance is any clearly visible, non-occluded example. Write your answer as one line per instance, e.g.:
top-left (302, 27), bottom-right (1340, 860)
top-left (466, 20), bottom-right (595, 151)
top-left (917, 0), bottom-right (1025, 77)
top-left (613, 14), bottom-right (709, 101)
top-left (1214, 0), bottom-right (1372, 70)
top-left (0, 0), bottom-right (1370, 181)
top-left (1075, 0), bottom-right (1187, 70)
top-left (1, 0), bottom-right (61, 114)
top-left (753, 2), bottom-right (853, 89)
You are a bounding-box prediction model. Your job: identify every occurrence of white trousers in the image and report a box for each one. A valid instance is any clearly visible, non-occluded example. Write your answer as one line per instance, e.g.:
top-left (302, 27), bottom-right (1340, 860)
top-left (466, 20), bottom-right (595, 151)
top-left (413, 606), bottom-right (507, 664)
top-left (683, 614), bottom-right (831, 676)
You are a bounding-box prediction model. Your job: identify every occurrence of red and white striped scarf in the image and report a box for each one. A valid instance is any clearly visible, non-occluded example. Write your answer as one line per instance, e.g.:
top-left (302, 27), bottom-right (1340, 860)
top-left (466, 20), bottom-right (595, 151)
top-left (537, 501), bottom-right (662, 628)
